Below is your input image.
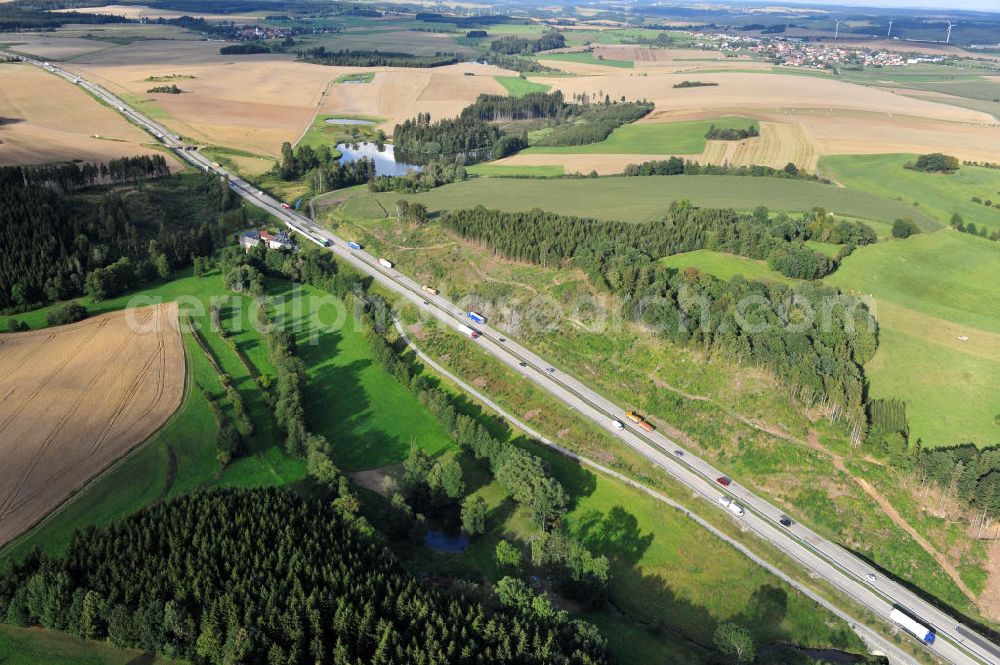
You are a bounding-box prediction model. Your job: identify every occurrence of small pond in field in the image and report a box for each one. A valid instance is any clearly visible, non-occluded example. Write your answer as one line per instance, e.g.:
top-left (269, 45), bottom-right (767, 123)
top-left (335, 141), bottom-right (421, 177)
top-left (325, 118), bottom-right (375, 125)
top-left (424, 529), bottom-right (469, 553)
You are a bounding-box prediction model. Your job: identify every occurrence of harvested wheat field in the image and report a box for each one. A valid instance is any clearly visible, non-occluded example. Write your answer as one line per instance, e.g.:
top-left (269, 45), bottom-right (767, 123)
top-left (68, 41), bottom-right (336, 155)
top-left (0, 303), bottom-right (184, 548)
top-left (319, 63), bottom-right (510, 133)
top-left (543, 72), bottom-right (995, 124)
top-left (492, 151), bottom-right (695, 174)
top-left (0, 62), bottom-right (171, 166)
top-left (54, 4), bottom-right (269, 21)
top-left (701, 121), bottom-right (819, 170)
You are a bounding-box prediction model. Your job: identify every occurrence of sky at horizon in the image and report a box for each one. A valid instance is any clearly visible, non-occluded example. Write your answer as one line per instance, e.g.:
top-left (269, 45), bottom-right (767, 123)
top-left (741, 0), bottom-right (999, 11)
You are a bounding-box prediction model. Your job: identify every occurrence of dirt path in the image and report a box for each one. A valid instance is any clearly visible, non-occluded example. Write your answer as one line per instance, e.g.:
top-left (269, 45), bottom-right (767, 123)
top-left (807, 432), bottom-right (980, 605)
top-left (466, 259), bottom-right (539, 295)
top-left (646, 370), bottom-right (979, 605)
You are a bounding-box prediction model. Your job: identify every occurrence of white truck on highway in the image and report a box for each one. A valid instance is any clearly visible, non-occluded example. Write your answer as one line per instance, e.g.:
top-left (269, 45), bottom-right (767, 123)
top-left (378, 258), bottom-right (394, 269)
top-left (458, 324), bottom-right (479, 339)
top-left (718, 497), bottom-right (745, 517)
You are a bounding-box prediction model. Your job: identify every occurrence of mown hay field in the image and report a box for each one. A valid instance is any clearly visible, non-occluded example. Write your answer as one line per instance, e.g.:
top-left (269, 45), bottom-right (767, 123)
top-left (659, 249), bottom-right (797, 285)
top-left (343, 175), bottom-right (941, 226)
top-left (826, 232), bottom-right (1000, 447)
top-left (820, 153), bottom-right (1000, 232)
top-left (523, 116), bottom-right (756, 155)
top-left (0, 303), bottom-right (184, 549)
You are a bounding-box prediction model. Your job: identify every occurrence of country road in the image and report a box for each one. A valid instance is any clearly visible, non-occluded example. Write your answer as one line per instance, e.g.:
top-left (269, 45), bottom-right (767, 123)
top-left (14, 53), bottom-right (1000, 665)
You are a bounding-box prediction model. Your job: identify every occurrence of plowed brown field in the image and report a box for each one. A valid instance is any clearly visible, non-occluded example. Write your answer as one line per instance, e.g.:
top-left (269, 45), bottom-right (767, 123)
top-left (0, 303), bottom-right (184, 548)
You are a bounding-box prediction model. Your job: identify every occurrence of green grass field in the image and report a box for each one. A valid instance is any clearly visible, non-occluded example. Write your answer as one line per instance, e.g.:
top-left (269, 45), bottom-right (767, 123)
top-left (524, 117), bottom-right (757, 155)
top-left (537, 51), bottom-right (633, 68)
top-left (0, 271), bottom-right (451, 561)
top-left (805, 240), bottom-right (843, 257)
top-left (826, 232), bottom-right (1000, 446)
top-left (342, 175), bottom-right (941, 226)
top-left (335, 72), bottom-right (374, 84)
top-left (660, 250), bottom-right (797, 284)
top-left (864, 326), bottom-right (1000, 448)
top-left (466, 163), bottom-right (565, 177)
top-left (826, 231), bottom-right (1000, 334)
top-left (330, 205), bottom-right (985, 632)
top-left (495, 75), bottom-right (551, 96)
top-left (383, 323), bottom-right (865, 664)
top-left (0, 625), bottom-right (182, 665)
top-left (821, 154), bottom-right (1000, 232)
top-left (296, 113), bottom-right (383, 150)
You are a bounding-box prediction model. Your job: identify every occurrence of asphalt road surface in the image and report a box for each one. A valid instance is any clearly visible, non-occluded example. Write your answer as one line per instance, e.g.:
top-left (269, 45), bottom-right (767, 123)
top-left (16, 54), bottom-right (999, 665)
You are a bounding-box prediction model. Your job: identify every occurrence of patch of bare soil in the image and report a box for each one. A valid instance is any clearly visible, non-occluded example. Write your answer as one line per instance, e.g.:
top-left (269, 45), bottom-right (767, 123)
top-left (347, 464), bottom-right (401, 497)
top-left (981, 543), bottom-right (1000, 620)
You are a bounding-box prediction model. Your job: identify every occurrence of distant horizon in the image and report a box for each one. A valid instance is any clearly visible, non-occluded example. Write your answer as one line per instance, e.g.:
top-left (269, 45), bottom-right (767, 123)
top-left (733, 0), bottom-right (1000, 13)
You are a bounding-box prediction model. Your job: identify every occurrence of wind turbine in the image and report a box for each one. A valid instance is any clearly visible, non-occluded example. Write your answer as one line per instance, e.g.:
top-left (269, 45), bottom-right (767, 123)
top-left (945, 21), bottom-right (956, 44)
top-left (886, 20), bottom-right (893, 38)
top-left (834, 19), bottom-right (843, 39)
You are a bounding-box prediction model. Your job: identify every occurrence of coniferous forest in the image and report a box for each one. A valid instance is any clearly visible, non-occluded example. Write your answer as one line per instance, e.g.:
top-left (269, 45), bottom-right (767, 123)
top-left (442, 204), bottom-right (879, 426)
top-left (393, 92), bottom-right (654, 164)
top-left (0, 488), bottom-right (611, 665)
top-left (0, 164), bottom-right (241, 312)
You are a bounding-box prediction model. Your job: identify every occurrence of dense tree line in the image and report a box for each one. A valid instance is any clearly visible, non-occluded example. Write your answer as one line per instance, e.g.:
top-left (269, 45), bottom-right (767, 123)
top-left (705, 124), bottom-right (759, 141)
top-left (275, 141), bottom-right (375, 187)
top-left (480, 52), bottom-right (556, 73)
top-left (274, 140), bottom-right (469, 193)
top-left (394, 93), bottom-right (653, 164)
top-left (673, 80), bottom-right (717, 88)
top-left (0, 5), bottom-right (126, 31)
top-left (441, 204), bottom-right (878, 422)
top-left (489, 31), bottom-right (566, 55)
top-left (532, 100), bottom-right (654, 147)
top-left (415, 12), bottom-right (531, 28)
top-left (368, 159), bottom-right (468, 194)
top-left (359, 295), bottom-right (611, 602)
top-left (0, 167), bottom-right (241, 312)
top-left (219, 42), bottom-right (270, 55)
top-left (146, 84), bottom-right (182, 94)
top-left (442, 203), bottom-right (873, 279)
top-left (460, 91), bottom-right (567, 122)
top-left (16, 155), bottom-right (170, 192)
top-left (393, 112), bottom-right (519, 165)
top-left (0, 488), bottom-right (610, 664)
top-left (622, 156), bottom-right (821, 181)
top-left (297, 47), bottom-right (462, 68)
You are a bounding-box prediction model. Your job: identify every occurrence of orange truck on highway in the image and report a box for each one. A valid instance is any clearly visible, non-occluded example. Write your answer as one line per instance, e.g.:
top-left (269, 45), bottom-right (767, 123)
top-left (625, 410), bottom-right (656, 431)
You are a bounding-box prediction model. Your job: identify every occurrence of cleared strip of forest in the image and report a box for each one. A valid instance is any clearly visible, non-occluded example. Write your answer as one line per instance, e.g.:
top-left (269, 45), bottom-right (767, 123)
top-left (343, 175), bottom-right (941, 226)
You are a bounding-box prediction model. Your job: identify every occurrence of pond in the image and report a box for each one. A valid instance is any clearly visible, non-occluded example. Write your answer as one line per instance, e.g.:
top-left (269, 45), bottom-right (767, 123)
top-left (424, 529), bottom-right (470, 553)
top-left (335, 141), bottom-right (421, 177)
top-left (325, 118), bottom-right (375, 125)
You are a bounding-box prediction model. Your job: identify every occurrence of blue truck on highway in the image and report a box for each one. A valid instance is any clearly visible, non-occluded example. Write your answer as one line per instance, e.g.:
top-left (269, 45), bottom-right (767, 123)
top-left (347, 241), bottom-right (362, 250)
top-left (467, 311), bottom-right (486, 325)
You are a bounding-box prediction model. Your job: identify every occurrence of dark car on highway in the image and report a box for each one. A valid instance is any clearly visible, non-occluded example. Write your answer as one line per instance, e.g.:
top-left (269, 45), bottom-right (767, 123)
top-left (716, 476), bottom-right (731, 487)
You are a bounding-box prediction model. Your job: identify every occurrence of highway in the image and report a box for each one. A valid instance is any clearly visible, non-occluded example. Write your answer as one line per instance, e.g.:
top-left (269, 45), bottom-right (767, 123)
top-left (17, 54), bottom-right (1000, 665)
